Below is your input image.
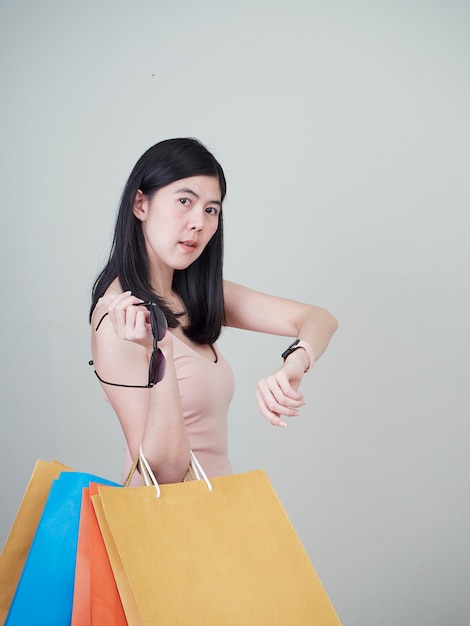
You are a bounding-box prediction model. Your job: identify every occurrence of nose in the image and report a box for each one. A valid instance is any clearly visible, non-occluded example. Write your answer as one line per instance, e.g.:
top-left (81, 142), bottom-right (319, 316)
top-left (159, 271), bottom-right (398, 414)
top-left (188, 209), bottom-right (204, 231)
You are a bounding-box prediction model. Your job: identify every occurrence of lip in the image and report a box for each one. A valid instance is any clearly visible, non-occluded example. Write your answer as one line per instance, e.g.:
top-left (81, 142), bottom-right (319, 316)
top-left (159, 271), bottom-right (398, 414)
top-left (179, 240), bottom-right (198, 252)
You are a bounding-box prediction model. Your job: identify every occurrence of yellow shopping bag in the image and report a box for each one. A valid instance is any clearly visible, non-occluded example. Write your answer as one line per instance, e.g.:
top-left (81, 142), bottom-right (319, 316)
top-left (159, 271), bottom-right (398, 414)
top-left (0, 459), bottom-right (72, 623)
top-left (92, 454), bottom-right (341, 626)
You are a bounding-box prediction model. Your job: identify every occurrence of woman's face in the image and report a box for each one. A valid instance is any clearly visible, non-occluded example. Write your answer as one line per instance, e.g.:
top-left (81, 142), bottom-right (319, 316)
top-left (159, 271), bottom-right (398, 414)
top-left (134, 175), bottom-right (222, 275)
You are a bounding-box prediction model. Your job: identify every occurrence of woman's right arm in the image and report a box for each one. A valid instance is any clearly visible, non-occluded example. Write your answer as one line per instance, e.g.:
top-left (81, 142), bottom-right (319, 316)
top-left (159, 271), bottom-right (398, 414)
top-left (91, 291), bottom-right (190, 483)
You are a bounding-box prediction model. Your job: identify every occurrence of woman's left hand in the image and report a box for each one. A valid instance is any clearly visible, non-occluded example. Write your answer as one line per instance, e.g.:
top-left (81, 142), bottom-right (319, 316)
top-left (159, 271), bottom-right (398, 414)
top-left (255, 355), bottom-right (306, 427)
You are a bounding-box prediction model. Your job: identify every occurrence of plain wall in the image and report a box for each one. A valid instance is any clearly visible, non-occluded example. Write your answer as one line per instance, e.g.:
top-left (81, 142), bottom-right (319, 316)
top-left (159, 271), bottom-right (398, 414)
top-left (1, 1), bottom-right (469, 624)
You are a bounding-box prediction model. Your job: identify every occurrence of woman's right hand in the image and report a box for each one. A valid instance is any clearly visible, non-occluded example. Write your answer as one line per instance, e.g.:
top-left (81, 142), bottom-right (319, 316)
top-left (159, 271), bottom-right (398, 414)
top-left (95, 291), bottom-right (154, 351)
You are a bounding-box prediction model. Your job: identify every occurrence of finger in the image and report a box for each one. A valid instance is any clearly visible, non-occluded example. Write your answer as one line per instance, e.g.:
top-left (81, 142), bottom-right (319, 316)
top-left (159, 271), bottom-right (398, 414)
top-left (132, 307), bottom-right (151, 338)
top-left (122, 303), bottom-right (139, 337)
top-left (107, 292), bottom-right (139, 315)
top-left (107, 290), bottom-right (132, 310)
top-left (257, 380), bottom-right (301, 420)
top-left (94, 292), bottom-right (133, 329)
top-left (97, 293), bottom-right (120, 307)
top-left (107, 293), bottom-right (149, 339)
top-left (255, 388), bottom-right (287, 427)
top-left (269, 369), bottom-right (305, 402)
top-left (118, 304), bottom-right (150, 341)
top-left (110, 299), bottom-right (129, 334)
top-left (277, 377), bottom-right (305, 402)
top-left (261, 377), bottom-right (305, 411)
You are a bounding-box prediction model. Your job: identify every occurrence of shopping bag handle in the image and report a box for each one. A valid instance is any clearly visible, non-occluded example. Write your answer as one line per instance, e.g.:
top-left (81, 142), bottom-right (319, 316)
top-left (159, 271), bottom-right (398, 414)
top-left (138, 446), bottom-right (213, 498)
top-left (122, 452), bottom-right (155, 488)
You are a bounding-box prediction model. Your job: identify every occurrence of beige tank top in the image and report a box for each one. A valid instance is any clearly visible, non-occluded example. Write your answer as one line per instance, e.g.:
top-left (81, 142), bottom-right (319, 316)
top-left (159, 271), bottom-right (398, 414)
top-left (124, 333), bottom-right (235, 483)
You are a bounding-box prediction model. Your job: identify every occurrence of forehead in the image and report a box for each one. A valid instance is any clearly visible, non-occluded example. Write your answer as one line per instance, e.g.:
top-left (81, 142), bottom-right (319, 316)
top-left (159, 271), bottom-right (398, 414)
top-left (165, 176), bottom-right (222, 201)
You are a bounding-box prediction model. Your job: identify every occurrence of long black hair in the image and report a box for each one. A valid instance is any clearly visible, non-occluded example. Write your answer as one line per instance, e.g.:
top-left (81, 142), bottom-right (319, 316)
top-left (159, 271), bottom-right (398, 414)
top-left (90, 138), bottom-right (227, 344)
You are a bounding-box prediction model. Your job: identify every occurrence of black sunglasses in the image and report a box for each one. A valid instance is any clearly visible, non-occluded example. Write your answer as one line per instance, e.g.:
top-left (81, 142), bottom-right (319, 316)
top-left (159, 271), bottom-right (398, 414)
top-left (89, 301), bottom-right (168, 388)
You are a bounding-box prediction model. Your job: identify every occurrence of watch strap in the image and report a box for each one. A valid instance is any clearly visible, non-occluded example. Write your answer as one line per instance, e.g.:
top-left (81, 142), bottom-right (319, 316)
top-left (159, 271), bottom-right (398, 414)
top-left (281, 339), bottom-right (314, 372)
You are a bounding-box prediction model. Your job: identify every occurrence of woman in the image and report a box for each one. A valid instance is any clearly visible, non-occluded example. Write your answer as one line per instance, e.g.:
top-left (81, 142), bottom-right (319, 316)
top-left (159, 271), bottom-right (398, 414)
top-left (90, 138), bottom-right (338, 484)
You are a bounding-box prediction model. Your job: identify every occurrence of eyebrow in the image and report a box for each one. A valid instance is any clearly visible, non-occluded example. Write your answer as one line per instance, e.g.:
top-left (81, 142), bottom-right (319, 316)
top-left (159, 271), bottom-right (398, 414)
top-left (174, 187), bottom-right (222, 207)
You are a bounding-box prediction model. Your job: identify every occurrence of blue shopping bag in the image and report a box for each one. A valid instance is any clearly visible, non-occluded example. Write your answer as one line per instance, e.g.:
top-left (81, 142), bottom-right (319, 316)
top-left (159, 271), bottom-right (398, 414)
top-left (6, 470), bottom-right (120, 626)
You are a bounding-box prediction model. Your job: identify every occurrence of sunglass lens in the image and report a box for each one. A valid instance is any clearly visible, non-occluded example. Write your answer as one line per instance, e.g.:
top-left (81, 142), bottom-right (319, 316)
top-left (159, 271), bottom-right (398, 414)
top-left (149, 348), bottom-right (166, 385)
top-left (150, 305), bottom-right (167, 341)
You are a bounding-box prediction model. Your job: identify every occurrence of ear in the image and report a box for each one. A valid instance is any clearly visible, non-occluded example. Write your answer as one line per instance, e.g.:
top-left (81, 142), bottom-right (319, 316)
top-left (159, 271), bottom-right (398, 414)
top-left (133, 189), bottom-right (148, 221)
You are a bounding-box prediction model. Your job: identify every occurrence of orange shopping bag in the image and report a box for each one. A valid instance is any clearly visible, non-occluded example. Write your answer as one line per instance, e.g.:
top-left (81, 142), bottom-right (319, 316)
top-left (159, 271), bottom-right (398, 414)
top-left (72, 484), bottom-right (127, 625)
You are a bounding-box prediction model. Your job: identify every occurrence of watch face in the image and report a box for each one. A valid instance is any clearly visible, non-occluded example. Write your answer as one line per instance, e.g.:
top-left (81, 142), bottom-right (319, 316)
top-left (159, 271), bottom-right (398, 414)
top-left (282, 340), bottom-right (300, 360)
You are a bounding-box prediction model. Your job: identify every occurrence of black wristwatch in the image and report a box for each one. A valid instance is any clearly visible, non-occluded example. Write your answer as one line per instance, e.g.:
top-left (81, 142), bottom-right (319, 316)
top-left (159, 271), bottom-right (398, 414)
top-left (281, 339), bottom-right (314, 372)
top-left (281, 339), bottom-right (301, 360)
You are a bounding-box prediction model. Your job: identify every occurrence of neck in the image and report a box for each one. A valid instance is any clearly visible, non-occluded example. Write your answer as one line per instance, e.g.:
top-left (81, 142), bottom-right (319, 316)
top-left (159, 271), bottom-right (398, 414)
top-left (149, 272), bottom-right (184, 316)
top-left (149, 266), bottom-right (174, 300)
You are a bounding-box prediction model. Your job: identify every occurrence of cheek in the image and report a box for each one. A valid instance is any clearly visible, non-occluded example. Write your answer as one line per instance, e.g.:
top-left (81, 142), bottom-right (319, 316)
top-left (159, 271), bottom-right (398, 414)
top-left (208, 218), bottom-right (220, 238)
top-left (204, 228), bottom-right (218, 249)
top-left (144, 213), bottom-right (175, 240)
top-left (198, 225), bottom-right (218, 255)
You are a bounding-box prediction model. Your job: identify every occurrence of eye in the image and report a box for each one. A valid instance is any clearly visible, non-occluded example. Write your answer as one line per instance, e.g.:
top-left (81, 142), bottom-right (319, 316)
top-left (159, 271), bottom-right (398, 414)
top-left (205, 206), bottom-right (219, 216)
top-left (179, 197), bottom-right (190, 206)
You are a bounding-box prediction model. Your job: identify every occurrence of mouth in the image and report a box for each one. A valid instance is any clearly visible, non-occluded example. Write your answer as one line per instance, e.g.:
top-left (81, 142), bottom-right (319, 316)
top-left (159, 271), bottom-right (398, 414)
top-left (179, 240), bottom-right (198, 251)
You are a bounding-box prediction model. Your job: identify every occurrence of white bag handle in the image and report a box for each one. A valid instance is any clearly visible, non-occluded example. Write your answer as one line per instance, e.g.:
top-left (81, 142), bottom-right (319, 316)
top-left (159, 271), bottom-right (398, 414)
top-left (139, 445), bottom-right (213, 498)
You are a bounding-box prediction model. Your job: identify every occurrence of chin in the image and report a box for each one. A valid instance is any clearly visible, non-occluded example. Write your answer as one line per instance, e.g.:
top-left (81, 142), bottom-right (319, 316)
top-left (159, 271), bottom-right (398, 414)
top-left (173, 259), bottom-right (197, 271)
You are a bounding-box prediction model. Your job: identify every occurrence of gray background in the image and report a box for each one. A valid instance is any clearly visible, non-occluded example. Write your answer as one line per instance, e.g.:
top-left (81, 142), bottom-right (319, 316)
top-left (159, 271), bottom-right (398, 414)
top-left (1, 1), bottom-right (469, 624)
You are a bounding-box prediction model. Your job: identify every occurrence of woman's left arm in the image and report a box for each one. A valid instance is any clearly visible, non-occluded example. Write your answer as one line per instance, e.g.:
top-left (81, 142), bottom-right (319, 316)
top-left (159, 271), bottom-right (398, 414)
top-left (223, 280), bottom-right (338, 427)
